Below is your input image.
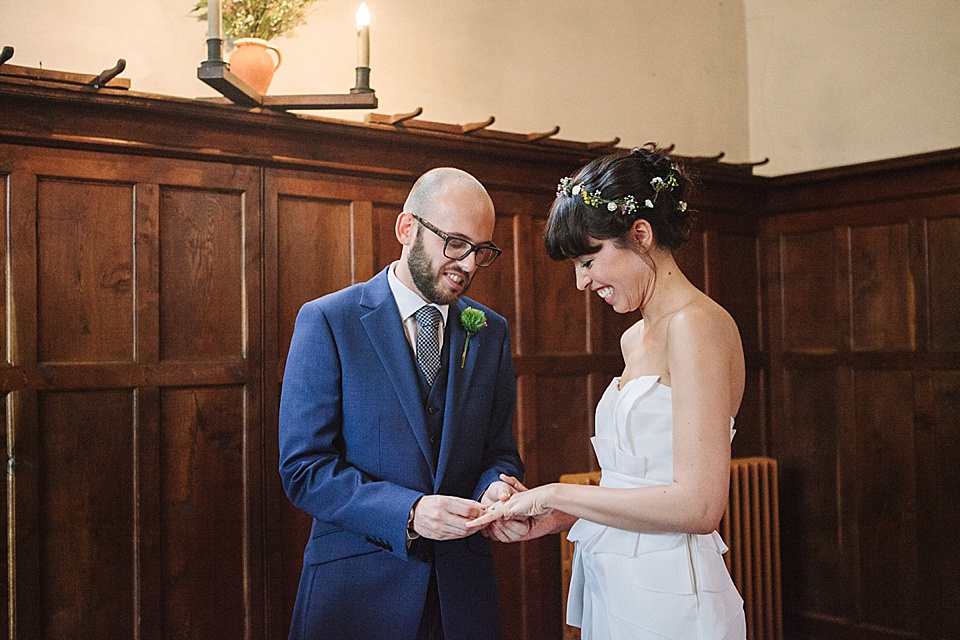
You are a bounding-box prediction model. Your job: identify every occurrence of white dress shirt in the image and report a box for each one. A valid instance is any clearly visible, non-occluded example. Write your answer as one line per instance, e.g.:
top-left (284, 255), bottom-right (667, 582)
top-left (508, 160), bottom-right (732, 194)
top-left (387, 261), bottom-right (449, 352)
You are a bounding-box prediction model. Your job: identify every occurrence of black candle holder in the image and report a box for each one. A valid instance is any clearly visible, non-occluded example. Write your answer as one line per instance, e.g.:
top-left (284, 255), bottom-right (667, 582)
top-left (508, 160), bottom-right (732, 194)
top-left (197, 38), bottom-right (377, 111)
top-left (351, 66), bottom-right (373, 93)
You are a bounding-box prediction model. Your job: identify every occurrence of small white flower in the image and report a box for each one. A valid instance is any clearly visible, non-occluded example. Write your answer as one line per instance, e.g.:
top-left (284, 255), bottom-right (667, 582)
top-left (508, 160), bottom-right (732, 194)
top-left (651, 177), bottom-right (664, 187)
top-left (679, 201), bottom-right (687, 212)
top-left (645, 199), bottom-right (654, 208)
top-left (572, 185), bottom-right (581, 195)
top-left (607, 202), bottom-right (617, 211)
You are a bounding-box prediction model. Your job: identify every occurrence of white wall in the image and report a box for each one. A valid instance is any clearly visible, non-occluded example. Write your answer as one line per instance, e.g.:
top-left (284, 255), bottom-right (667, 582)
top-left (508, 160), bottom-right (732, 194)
top-left (3, 1), bottom-right (958, 175)
top-left (745, 0), bottom-right (960, 175)
top-left (2, 1), bottom-right (751, 163)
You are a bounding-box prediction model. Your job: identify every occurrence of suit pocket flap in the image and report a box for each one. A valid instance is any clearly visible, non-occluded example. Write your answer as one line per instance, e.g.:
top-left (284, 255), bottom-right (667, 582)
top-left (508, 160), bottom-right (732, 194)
top-left (304, 528), bottom-right (381, 565)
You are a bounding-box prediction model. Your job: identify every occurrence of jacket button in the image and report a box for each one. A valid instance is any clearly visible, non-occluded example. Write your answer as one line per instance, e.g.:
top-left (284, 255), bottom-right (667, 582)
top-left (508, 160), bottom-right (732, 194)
top-left (428, 406), bottom-right (439, 415)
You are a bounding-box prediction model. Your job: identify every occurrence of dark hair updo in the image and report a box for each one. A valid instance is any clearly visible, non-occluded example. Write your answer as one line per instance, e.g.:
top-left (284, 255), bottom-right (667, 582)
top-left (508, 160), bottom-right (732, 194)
top-left (544, 144), bottom-right (694, 260)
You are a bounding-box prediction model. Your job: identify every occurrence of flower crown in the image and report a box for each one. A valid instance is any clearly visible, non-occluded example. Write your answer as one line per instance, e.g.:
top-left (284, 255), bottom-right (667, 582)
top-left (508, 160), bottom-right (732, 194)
top-left (556, 174), bottom-right (686, 215)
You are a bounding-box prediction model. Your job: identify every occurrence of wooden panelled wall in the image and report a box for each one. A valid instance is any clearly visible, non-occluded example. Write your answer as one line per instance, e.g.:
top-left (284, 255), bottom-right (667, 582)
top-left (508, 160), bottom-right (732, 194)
top-left (0, 81), bottom-right (956, 640)
top-left (765, 151), bottom-right (960, 640)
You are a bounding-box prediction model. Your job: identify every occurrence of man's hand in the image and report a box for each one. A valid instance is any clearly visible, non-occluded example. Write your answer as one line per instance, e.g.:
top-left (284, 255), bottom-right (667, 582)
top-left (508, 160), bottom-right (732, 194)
top-left (412, 495), bottom-right (485, 540)
top-left (482, 515), bottom-right (535, 542)
top-left (478, 475), bottom-right (531, 542)
top-left (466, 479), bottom-right (560, 534)
top-left (479, 476), bottom-right (525, 506)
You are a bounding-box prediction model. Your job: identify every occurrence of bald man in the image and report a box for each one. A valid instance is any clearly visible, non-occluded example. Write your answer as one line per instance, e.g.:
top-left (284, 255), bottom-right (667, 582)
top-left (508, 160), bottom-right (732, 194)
top-left (279, 168), bottom-right (524, 640)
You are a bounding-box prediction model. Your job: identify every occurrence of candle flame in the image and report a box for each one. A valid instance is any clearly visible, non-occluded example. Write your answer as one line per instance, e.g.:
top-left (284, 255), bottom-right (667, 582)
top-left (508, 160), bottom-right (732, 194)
top-left (356, 3), bottom-right (370, 28)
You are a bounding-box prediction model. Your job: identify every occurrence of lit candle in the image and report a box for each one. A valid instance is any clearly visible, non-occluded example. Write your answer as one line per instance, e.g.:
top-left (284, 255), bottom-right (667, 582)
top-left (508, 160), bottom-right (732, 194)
top-left (356, 3), bottom-right (371, 68)
top-left (208, 0), bottom-right (223, 40)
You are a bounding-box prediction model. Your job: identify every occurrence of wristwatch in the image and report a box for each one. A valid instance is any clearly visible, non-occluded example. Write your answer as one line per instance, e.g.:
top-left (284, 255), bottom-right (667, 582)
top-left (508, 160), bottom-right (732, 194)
top-left (406, 501), bottom-right (420, 542)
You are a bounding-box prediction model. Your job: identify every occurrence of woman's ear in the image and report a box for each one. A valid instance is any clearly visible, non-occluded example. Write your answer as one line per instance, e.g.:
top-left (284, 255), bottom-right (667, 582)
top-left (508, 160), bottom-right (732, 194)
top-left (631, 219), bottom-right (654, 252)
top-left (395, 211), bottom-right (416, 245)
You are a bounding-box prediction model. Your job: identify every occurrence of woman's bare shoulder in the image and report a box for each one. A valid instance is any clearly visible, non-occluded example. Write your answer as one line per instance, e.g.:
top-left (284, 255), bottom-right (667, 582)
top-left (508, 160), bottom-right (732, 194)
top-left (666, 294), bottom-right (743, 364)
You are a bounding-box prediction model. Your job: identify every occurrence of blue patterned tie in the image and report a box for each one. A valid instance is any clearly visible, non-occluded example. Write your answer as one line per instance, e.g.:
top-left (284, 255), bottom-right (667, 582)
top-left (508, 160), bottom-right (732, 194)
top-left (414, 305), bottom-right (442, 385)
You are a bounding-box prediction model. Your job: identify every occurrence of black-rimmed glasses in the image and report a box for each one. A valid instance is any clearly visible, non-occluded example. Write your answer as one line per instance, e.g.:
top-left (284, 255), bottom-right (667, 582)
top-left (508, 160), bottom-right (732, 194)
top-left (410, 213), bottom-right (502, 267)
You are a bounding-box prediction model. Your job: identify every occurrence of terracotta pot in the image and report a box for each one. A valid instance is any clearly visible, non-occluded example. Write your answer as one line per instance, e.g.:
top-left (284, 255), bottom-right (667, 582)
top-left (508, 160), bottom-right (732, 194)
top-left (229, 38), bottom-right (282, 94)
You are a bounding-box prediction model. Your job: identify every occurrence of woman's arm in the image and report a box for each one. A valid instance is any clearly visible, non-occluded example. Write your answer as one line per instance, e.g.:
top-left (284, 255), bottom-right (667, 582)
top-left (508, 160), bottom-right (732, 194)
top-left (471, 303), bottom-right (744, 535)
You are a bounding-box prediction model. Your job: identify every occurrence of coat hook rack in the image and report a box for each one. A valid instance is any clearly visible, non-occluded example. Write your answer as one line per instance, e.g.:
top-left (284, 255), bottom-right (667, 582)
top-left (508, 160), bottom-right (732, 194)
top-left (461, 116), bottom-right (495, 134)
top-left (197, 1), bottom-right (377, 111)
top-left (587, 137), bottom-right (621, 150)
top-left (526, 126), bottom-right (560, 142)
top-left (1, 46), bottom-right (131, 91)
top-left (88, 59), bottom-right (126, 90)
top-left (384, 107), bottom-right (423, 125)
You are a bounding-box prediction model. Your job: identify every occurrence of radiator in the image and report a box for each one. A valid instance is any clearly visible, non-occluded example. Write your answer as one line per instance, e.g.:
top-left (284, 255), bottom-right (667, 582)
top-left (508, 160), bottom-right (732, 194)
top-left (559, 457), bottom-right (782, 640)
top-left (720, 456), bottom-right (783, 640)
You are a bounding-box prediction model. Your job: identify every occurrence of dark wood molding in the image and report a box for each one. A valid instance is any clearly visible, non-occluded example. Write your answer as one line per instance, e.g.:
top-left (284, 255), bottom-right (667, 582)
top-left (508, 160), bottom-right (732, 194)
top-left (3, 77), bottom-right (957, 640)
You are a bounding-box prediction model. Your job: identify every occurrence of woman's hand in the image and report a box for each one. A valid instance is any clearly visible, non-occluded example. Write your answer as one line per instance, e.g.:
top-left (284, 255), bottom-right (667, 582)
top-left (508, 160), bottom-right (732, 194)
top-left (467, 481), bottom-right (556, 530)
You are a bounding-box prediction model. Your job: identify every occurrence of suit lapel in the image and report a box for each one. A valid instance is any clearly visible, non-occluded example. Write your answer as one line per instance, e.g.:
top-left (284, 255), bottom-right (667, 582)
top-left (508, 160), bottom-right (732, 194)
top-left (435, 300), bottom-right (478, 487)
top-left (359, 271), bottom-right (436, 476)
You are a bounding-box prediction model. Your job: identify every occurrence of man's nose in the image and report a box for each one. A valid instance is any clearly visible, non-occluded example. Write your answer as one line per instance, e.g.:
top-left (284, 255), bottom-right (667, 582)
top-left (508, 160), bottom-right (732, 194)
top-left (457, 251), bottom-right (479, 272)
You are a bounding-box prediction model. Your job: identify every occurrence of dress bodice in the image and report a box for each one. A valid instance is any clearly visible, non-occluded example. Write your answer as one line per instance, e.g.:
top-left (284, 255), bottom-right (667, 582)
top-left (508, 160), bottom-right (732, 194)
top-left (592, 375), bottom-right (736, 488)
top-left (566, 376), bottom-right (736, 555)
top-left (565, 376), bottom-right (746, 639)
top-left (593, 376), bottom-right (676, 486)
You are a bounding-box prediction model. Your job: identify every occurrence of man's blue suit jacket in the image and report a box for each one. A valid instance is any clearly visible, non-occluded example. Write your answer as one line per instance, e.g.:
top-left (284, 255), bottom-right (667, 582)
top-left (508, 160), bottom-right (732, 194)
top-left (278, 267), bottom-right (524, 640)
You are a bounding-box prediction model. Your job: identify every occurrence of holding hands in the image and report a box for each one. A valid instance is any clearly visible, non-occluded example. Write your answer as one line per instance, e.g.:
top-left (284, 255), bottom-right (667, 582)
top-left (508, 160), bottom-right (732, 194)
top-left (469, 475), bottom-right (572, 543)
top-left (411, 494), bottom-right (486, 540)
top-left (411, 475), bottom-right (572, 544)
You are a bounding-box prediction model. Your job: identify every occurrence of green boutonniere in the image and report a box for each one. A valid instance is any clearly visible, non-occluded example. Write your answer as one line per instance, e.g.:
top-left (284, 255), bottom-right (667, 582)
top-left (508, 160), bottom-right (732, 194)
top-left (459, 307), bottom-right (487, 368)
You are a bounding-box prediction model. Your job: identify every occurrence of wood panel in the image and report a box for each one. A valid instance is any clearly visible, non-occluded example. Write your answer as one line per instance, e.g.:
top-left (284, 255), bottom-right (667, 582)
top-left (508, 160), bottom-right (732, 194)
top-left (767, 151), bottom-right (960, 640)
top-left (675, 229), bottom-right (707, 293)
top-left (526, 375), bottom-right (592, 640)
top-left (781, 230), bottom-right (837, 353)
top-left (159, 187), bottom-right (246, 361)
top-left (932, 372), bottom-right (960, 639)
top-left (160, 386), bottom-right (247, 639)
top-left (778, 366), bottom-right (843, 619)
top-left (372, 201), bottom-right (401, 274)
top-left (276, 195), bottom-right (354, 351)
top-left (533, 253), bottom-right (586, 354)
top-left (733, 367), bottom-right (766, 458)
top-left (459, 209), bottom-right (518, 333)
top-left (37, 391), bottom-right (135, 638)
top-left (850, 223), bottom-right (914, 351)
top-left (853, 370), bottom-right (918, 633)
top-left (0, 140), bottom-right (263, 639)
top-left (0, 175), bottom-right (7, 632)
top-left (2, 80), bottom-right (774, 640)
top-left (718, 233), bottom-right (761, 352)
top-left (37, 179), bottom-right (134, 363)
top-left (0, 172), bottom-right (7, 360)
top-left (928, 216), bottom-right (960, 351)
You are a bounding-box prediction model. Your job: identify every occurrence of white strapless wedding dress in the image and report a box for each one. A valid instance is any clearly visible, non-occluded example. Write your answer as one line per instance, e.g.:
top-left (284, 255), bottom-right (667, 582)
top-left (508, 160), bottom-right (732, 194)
top-left (565, 376), bottom-right (746, 640)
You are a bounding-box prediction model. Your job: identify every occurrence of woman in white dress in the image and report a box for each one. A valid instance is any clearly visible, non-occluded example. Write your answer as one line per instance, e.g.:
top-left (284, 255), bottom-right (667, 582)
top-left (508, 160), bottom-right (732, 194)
top-left (468, 145), bottom-right (747, 640)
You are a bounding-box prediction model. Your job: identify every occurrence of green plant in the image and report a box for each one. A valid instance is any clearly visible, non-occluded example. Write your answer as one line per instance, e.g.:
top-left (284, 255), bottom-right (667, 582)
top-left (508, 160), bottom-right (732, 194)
top-left (459, 308), bottom-right (487, 368)
top-left (192, 0), bottom-right (321, 41)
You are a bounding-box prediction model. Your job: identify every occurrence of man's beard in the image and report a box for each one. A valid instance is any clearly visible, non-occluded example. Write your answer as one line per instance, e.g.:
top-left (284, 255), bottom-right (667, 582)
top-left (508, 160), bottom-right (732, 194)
top-left (407, 230), bottom-right (471, 305)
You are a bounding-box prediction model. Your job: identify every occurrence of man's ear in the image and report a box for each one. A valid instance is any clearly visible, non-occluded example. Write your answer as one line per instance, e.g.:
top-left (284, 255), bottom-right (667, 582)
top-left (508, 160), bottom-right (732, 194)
top-left (632, 219), bottom-right (654, 251)
top-left (396, 211), bottom-right (416, 245)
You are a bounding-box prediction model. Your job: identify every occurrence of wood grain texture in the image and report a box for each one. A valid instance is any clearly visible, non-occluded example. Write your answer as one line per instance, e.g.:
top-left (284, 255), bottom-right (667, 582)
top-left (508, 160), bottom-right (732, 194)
top-left (37, 179), bottom-right (134, 363)
top-left (34, 79), bottom-right (960, 640)
top-left (767, 150), bottom-right (960, 640)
